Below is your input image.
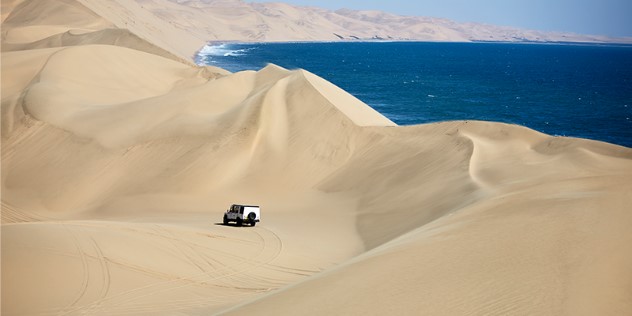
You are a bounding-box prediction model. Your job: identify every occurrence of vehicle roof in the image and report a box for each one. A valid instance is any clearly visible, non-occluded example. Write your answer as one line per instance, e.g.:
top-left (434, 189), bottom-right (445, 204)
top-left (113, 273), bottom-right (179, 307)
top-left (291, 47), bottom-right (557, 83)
top-left (231, 204), bottom-right (260, 208)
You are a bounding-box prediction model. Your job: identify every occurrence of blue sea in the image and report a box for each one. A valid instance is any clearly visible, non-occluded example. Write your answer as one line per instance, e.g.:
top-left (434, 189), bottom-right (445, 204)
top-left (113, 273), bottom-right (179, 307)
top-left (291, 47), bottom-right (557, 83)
top-left (196, 42), bottom-right (632, 148)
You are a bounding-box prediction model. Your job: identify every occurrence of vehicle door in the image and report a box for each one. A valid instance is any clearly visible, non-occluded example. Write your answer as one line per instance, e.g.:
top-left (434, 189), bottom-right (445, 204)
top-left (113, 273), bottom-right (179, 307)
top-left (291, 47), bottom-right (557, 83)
top-left (228, 205), bottom-right (239, 220)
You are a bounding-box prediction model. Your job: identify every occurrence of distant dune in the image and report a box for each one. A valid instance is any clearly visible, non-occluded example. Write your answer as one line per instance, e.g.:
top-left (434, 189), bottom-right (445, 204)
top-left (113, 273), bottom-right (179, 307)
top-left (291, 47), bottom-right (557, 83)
top-left (2, 0), bottom-right (632, 315)
top-left (75, 0), bottom-right (632, 45)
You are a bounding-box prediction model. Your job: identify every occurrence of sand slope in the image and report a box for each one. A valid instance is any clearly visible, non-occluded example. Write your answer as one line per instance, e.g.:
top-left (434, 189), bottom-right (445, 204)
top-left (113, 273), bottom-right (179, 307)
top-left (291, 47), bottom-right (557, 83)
top-left (2, 0), bottom-right (632, 315)
top-left (225, 124), bottom-right (632, 315)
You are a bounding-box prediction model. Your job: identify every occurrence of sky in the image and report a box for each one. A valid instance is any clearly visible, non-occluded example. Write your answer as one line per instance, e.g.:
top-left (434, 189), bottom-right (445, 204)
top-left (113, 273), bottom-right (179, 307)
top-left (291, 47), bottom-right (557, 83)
top-left (246, 0), bottom-right (632, 37)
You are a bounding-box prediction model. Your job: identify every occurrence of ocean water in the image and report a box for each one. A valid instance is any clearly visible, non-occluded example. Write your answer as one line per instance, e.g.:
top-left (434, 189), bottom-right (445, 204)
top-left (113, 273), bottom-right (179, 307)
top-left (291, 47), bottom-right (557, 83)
top-left (196, 42), bottom-right (632, 148)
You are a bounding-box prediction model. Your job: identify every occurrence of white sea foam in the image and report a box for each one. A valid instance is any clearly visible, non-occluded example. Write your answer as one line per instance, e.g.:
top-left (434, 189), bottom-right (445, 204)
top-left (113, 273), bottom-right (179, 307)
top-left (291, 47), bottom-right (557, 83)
top-left (197, 43), bottom-right (254, 58)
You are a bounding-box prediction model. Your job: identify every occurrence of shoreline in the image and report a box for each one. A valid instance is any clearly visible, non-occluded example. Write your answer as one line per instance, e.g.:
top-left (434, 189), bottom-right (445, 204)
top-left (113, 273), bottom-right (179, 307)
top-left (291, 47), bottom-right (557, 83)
top-left (199, 38), bottom-right (632, 50)
top-left (195, 39), bottom-right (632, 64)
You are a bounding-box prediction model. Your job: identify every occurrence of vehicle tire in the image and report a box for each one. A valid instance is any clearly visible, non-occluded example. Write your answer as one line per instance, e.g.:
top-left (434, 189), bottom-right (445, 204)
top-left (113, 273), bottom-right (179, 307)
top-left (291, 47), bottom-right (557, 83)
top-left (223, 215), bottom-right (229, 225)
top-left (247, 212), bottom-right (256, 224)
top-left (251, 221), bottom-right (256, 227)
top-left (236, 218), bottom-right (242, 226)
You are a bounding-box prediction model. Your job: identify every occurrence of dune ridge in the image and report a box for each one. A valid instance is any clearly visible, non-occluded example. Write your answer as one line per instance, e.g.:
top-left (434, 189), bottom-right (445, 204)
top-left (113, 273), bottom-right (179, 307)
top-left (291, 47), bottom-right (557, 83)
top-left (3, 0), bottom-right (632, 315)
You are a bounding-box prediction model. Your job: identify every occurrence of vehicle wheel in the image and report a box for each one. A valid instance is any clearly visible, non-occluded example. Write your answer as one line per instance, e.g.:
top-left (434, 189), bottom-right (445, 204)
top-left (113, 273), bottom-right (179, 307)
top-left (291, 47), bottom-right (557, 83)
top-left (251, 221), bottom-right (256, 227)
top-left (236, 218), bottom-right (242, 226)
top-left (223, 215), bottom-right (228, 225)
top-left (247, 212), bottom-right (256, 224)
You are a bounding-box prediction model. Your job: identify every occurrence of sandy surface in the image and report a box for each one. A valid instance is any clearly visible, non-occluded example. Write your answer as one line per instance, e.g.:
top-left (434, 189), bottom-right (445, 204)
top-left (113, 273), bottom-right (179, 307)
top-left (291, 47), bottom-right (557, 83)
top-left (2, 0), bottom-right (632, 315)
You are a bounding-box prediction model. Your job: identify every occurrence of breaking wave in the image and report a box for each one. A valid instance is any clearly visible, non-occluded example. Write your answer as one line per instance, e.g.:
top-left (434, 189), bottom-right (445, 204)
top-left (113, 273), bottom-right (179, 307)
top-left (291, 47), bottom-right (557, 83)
top-left (195, 43), bottom-right (255, 64)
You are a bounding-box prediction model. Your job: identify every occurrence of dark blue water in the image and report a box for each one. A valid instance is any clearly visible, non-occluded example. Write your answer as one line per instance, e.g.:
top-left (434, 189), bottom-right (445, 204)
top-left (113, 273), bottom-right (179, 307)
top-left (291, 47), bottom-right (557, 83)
top-left (196, 42), bottom-right (632, 148)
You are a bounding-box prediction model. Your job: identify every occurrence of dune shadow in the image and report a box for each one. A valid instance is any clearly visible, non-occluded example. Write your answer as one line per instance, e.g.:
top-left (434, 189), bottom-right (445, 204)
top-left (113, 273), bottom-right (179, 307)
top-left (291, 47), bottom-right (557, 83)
top-left (214, 222), bottom-right (254, 227)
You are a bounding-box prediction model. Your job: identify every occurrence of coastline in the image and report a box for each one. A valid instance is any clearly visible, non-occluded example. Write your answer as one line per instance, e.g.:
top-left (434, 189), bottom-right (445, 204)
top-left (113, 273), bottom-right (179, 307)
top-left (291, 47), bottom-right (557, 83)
top-left (198, 38), bottom-right (632, 52)
top-left (194, 39), bottom-right (632, 66)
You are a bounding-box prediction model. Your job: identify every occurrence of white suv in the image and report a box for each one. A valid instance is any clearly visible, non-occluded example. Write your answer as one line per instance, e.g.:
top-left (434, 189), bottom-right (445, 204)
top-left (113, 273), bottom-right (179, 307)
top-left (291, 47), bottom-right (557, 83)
top-left (223, 204), bottom-right (260, 226)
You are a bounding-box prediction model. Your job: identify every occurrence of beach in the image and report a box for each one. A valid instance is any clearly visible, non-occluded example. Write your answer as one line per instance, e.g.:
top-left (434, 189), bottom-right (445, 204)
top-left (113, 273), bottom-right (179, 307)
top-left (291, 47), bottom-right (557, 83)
top-left (2, 0), bottom-right (632, 315)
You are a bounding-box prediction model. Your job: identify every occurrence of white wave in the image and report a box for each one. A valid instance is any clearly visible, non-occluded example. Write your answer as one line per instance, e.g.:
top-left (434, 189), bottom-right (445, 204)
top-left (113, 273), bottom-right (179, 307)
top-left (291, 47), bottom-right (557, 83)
top-left (197, 43), bottom-right (254, 58)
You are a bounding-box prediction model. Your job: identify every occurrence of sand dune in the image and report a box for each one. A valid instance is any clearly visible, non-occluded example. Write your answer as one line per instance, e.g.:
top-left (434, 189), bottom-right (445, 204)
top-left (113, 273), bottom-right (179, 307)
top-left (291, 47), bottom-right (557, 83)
top-left (3, 0), bottom-right (632, 315)
top-left (78, 0), bottom-right (632, 44)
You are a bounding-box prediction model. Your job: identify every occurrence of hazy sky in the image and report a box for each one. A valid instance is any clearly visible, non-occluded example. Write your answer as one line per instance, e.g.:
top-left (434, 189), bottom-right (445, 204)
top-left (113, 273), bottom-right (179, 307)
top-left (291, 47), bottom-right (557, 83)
top-left (246, 0), bottom-right (632, 37)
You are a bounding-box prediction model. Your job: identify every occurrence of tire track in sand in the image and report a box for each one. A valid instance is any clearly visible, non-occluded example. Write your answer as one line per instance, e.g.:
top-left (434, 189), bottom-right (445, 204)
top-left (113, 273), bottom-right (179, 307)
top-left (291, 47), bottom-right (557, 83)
top-left (101, 226), bottom-right (286, 315)
top-left (59, 228), bottom-right (111, 316)
top-left (61, 224), bottom-right (90, 312)
top-left (67, 225), bottom-right (285, 315)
